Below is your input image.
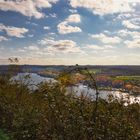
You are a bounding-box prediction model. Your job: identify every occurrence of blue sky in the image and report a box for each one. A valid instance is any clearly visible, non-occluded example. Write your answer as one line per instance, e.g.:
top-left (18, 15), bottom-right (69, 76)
top-left (0, 0), bottom-right (140, 65)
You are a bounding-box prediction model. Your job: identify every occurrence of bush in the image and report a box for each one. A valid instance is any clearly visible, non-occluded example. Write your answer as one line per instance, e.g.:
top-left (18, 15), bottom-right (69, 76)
top-left (0, 73), bottom-right (140, 140)
top-left (0, 129), bottom-right (10, 140)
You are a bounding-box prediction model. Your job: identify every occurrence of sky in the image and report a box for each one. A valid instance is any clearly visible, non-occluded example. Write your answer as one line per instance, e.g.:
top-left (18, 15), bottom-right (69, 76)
top-left (0, 0), bottom-right (140, 65)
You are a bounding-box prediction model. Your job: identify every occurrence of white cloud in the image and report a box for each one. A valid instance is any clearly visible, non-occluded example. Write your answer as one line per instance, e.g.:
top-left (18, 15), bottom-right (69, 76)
top-left (87, 44), bottom-right (114, 50)
top-left (125, 39), bottom-right (140, 48)
top-left (104, 45), bottom-right (114, 49)
top-left (130, 17), bottom-right (140, 25)
top-left (70, 0), bottom-right (134, 16)
top-left (49, 13), bottom-right (57, 18)
top-left (26, 21), bottom-right (38, 26)
top-left (117, 13), bottom-right (132, 20)
top-left (87, 45), bottom-right (104, 50)
top-left (57, 21), bottom-right (82, 34)
top-left (0, 24), bottom-right (28, 38)
top-left (0, 0), bottom-right (58, 19)
top-left (57, 14), bottom-right (82, 34)
top-left (25, 46), bottom-right (40, 51)
top-left (18, 45), bottom-right (47, 58)
top-left (40, 38), bottom-right (83, 53)
top-left (118, 29), bottom-right (140, 39)
top-left (66, 14), bottom-right (81, 23)
top-left (44, 26), bottom-right (50, 30)
top-left (69, 9), bottom-right (77, 13)
top-left (122, 20), bottom-right (139, 29)
top-left (47, 32), bottom-right (56, 36)
top-left (118, 29), bottom-right (130, 37)
top-left (91, 33), bottom-right (121, 44)
top-left (0, 36), bottom-right (8, 42)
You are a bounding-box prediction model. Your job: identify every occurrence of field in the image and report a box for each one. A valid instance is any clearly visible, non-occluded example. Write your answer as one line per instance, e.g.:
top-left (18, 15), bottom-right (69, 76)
top-left (115, 76), bottom-right (140, 81)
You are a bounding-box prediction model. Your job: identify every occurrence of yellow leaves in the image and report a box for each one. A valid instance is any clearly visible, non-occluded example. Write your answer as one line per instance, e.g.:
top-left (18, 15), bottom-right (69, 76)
top-left (57, 72), bottom-right (86, 86)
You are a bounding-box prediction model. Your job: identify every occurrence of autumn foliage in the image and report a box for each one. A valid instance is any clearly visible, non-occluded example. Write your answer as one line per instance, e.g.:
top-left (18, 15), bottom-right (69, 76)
top-left (0, 68), bottom-right (140, 140)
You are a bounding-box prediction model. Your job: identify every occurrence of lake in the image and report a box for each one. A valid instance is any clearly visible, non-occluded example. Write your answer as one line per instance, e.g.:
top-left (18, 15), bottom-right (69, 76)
top-left (11, 73), bottom-right (140, 105)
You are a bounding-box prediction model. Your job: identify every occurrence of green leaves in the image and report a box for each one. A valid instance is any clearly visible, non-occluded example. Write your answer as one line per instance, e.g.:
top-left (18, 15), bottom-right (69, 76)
top-left (0, 130), bottom-right (10, 140)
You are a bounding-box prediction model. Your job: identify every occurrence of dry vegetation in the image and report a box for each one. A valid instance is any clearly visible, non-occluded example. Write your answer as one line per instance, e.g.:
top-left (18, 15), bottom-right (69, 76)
top-left (0, 65), bottom-right (140, 140)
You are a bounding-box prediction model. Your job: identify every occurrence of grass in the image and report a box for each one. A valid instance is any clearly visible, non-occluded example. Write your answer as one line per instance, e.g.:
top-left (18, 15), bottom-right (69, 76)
top-left (116, 76), bottom-right (140, 81)
top-left (82, 69), bottom-right (101, 74)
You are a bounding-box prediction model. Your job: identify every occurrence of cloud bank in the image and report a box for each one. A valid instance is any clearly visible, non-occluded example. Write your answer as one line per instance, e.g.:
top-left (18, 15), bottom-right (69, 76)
top-left (0, 0), bottom-right (58, 18)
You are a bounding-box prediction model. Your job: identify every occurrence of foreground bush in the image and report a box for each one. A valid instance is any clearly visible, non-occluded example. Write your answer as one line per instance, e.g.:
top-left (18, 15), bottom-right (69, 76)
top-left (0, 129), bottom-right (10, 140)
top-left (0, 75), bottom-right (140, 140)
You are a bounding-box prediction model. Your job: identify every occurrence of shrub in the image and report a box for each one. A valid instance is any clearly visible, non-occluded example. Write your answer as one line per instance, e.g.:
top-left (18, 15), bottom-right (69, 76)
top-left (0, 70), bottom-right (140, 140)
top-left (0, 129), bottom-right (10, 140)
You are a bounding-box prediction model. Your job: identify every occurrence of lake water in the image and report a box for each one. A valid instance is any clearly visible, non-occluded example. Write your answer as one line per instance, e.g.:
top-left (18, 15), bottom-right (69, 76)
top-left (11, 73), bottom-right (140, 105)
top-left (10, 73), bottom-right (56, 90)
top-left (67, 84), bottom-right (140, 105)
